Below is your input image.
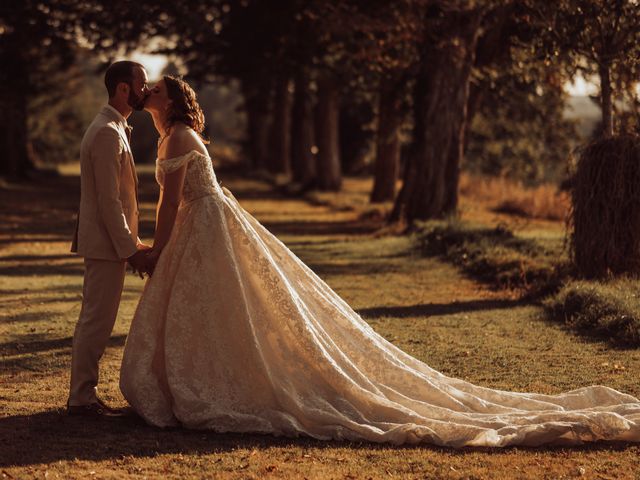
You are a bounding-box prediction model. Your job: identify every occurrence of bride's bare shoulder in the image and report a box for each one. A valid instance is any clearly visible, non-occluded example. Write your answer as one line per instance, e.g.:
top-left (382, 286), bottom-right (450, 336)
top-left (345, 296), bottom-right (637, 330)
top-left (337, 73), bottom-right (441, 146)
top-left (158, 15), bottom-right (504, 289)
top-left (164, 125), bottom-right (207, 159)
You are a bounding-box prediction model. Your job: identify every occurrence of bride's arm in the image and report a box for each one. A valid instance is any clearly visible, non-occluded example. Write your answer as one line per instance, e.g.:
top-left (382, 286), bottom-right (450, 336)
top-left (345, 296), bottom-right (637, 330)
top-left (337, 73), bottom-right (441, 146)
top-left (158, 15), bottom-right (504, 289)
top-left (151, 137), bottom-right (190, 256)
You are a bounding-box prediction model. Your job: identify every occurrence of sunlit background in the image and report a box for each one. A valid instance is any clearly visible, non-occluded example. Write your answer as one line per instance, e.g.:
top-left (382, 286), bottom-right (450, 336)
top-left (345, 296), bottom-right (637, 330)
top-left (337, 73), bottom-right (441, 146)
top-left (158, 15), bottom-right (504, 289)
top-left (1, 1), bottom-right (639, 193)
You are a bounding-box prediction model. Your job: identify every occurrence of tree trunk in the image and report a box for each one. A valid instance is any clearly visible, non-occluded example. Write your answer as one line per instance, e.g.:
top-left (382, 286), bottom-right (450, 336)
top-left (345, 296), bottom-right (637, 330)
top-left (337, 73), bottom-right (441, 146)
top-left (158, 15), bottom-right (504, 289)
top-left (390, 11), bottom-right (482, 226)
top-left (0, 36), bottom-right (31, 179)
top-left (599, 62), bottom-right (614, 138)
top-left (242, 78), bottom-right (271, 170)
top-left (463, 81), bottom-right (485, 154)
top-left (315, 76), bottom-right (341, 191)
top-left (389, 66), bottom-right (428, 224)
top-left (443, 122), bottom-right (463, 213)
top-left (291, 70), bottom-right (315, 185)
top-left (371, 77), bottom-right (403, 203)
top-left (0, 94), bottom-right (31, 181)
top-left (267, 76), bottom-right (292, 175)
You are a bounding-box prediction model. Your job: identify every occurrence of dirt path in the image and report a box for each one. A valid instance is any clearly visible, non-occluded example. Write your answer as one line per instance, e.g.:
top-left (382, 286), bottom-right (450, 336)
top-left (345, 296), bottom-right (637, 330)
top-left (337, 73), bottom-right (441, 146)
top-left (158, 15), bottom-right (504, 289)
top-left (1, 167), bottom-right (639, 479)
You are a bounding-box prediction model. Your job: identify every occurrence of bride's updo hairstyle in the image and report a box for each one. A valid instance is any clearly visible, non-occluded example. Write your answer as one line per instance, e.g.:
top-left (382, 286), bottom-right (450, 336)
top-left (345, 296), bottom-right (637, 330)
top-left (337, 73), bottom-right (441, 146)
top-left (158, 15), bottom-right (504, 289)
top-left (164, 75), bottom-right (209, 143)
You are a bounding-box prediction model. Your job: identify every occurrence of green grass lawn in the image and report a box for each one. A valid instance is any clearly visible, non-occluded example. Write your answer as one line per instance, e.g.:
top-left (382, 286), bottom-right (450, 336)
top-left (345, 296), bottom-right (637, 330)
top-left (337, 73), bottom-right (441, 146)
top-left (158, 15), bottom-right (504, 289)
top-left (1, 168), bottom-right (639, 479)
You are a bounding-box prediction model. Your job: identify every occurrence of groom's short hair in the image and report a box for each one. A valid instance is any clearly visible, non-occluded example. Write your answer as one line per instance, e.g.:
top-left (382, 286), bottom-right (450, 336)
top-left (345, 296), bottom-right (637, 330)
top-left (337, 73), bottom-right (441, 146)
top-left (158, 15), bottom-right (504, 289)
top-left (104, 61), bottom-right (145, 98)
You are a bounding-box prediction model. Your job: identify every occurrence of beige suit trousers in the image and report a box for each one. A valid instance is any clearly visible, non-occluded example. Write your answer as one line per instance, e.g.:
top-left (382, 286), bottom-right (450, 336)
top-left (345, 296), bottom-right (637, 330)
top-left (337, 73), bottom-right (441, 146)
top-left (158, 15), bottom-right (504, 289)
top-left (68, 258), bottom-right (127, 406)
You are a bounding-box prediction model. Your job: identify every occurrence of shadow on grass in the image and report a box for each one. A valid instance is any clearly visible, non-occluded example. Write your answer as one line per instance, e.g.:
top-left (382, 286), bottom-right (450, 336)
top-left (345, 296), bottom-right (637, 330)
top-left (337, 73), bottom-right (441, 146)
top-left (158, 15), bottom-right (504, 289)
top-left (1, 284), bottom-right (84, 295)
top-left (0, 262), bottom-right (85, 277)
top-left (0, 335), bottom-right (126, 371)
top-left (284, 238), bottom-right (354, 247)
top-left (0, 309), bottom-right (74, 325)
top-left (305, 261), bottom-right (409, 277)
top-left (0, 235), bottom-right (72, 245)
top-left (0, 253), bottom-right (77, 262)
top-left (0, 410), bottom-right (636, 468)
top-left (262, 220), bottom-right (380, 237)
top-left (223, 186), bottom-right (285, 201)
top-left (0, 171), bottom-right (158, 243)
top-left (536, 312), bottom-right (640, 352)
top-left (357, 298), bottom-right (526, 319)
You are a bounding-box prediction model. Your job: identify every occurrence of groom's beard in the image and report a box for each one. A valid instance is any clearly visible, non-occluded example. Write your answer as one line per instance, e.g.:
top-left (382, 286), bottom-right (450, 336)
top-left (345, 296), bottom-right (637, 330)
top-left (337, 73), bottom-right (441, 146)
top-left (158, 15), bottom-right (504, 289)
top-left (128, 90), bottom-right (148, 111)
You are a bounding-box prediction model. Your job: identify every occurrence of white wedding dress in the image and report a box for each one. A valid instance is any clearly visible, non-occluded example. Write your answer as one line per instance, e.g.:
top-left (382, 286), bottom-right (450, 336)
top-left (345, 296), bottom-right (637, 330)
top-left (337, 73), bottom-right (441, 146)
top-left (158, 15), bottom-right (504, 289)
top-left (120, 150), bottom-right (640, 447)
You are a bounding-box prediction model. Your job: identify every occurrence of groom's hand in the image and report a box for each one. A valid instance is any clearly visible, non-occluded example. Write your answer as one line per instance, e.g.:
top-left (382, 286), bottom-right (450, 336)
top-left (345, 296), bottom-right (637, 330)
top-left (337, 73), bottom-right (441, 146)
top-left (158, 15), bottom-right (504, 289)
top-left (137, 242), bottom-right (152, 251)
top-left (127, 249), bottom-right (150, 279)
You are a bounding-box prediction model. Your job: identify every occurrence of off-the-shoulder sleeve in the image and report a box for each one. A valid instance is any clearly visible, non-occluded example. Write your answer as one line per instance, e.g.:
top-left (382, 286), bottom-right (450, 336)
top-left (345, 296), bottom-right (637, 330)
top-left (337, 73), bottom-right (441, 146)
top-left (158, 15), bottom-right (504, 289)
top-left (159, 150), bottom-right (199, 174)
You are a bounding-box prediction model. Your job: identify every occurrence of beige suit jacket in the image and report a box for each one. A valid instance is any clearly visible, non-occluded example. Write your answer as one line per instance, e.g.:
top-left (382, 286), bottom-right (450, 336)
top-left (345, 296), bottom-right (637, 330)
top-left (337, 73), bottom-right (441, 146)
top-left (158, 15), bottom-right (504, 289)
top-left (71, 106), bottom-right (140, 261)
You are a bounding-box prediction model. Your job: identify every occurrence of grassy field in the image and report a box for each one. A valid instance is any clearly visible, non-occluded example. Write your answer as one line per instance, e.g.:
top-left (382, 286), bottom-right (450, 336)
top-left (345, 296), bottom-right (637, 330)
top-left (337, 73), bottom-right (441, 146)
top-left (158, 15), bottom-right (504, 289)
top-left (1, 167), bottom-right (639, 479)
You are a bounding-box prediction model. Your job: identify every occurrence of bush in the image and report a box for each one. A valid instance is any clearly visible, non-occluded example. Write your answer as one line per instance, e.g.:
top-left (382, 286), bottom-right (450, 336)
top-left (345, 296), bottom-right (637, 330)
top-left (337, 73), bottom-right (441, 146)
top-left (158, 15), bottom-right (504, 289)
top-left (570, 134), bottom-right (640, 278)
top-left (544, 279), bottom-right (640, 347)
top-left (415, 220), bottom-right (567, 296)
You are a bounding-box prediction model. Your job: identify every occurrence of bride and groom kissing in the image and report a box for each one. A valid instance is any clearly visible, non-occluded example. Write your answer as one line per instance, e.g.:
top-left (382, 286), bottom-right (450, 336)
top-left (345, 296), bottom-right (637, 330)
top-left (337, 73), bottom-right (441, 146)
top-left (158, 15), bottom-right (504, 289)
top-left (67, 60), bottom-right (640, 448)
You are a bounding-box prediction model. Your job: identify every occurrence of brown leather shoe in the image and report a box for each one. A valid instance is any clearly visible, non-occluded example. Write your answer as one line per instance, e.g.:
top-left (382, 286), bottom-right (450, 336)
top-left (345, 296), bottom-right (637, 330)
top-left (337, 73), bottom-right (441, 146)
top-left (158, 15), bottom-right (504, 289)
top-left (67, 399), bottom-right (125, 418)
top-left (95, 397), bottom-right (127, 415)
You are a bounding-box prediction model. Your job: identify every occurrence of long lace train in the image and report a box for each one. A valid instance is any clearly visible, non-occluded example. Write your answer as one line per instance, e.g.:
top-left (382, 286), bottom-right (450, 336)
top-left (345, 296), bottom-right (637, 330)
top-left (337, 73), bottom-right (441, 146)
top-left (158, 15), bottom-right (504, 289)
top-left (120, 151), bottom-right (640, 447)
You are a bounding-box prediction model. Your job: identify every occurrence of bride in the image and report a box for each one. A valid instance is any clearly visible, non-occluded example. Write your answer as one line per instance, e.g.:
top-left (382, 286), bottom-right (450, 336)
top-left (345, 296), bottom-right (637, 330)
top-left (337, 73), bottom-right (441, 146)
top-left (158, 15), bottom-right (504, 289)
top-left (119, 76), bottom-right (640, 448)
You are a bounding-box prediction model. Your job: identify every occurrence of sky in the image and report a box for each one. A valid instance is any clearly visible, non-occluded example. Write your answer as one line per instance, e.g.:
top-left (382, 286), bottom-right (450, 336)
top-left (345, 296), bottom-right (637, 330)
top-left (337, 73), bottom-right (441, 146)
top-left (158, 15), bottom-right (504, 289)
top-left (129, 52), bottom-right (170, 81)
top-left (565, 75), bottom-right (599, 97)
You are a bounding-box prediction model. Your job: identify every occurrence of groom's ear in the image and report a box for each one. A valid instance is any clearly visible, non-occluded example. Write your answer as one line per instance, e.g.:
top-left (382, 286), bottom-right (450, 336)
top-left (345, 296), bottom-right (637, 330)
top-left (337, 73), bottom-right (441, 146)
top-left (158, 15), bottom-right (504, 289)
top-left (117, 81), bottom-right (130, 97)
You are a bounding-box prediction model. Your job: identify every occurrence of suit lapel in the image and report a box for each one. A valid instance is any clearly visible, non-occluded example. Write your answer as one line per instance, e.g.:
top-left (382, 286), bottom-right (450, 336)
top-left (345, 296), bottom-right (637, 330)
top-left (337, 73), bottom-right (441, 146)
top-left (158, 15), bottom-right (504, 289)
top-left (121, 131), bottom-right (140, 209)
top-left (130, 155), bottom-right (139, 209)
top-left (100, 106), bottom-right (139, 206)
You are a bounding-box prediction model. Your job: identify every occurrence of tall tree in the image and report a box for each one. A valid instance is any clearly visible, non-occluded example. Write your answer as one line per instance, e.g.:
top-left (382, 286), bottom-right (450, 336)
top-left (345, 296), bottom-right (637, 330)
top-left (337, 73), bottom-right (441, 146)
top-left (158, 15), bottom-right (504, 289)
top-left (307, 0), bottom-right (419, 199)
top-left (371, 75), bottom-right (405, 202)
top-left (242, 80), bottom-right (272, 171)
top-left (162, 0), bottom-right (304, 174)
top-left (315, 75), bottom-right (342, 190)
top-left (0, 0), bottom-right (167, 179)
top-left (0, 1), bottom-right (81, 178)
top-left (528, 0), bottom-right (640, 137)
top-left (291, 69), bottom-right (316, 184)
top-left (268, 76), bottom-right (293, 174)
top-left (391, 3), bottom-right (485, 225)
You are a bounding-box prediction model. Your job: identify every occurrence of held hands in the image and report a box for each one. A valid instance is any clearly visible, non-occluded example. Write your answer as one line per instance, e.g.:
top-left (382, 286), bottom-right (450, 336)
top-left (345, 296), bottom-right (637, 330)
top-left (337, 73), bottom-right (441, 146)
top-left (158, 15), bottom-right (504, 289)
top-left (144, 249), bottom-right (161, 277)
top-left (127, 243), bottom-right (159, 278)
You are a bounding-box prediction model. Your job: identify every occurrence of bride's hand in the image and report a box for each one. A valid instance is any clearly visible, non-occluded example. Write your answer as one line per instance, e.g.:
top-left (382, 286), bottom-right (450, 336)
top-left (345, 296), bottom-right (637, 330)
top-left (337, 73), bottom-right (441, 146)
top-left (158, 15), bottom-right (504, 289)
top-left (137, 242), bottom-right (153, 251)
top-left (145, 249), bottom-right (161, 276)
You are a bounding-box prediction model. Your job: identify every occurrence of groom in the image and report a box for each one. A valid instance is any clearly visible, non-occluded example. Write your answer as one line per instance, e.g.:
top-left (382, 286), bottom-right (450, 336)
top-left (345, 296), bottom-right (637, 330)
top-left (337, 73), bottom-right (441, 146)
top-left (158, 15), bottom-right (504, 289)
top-left (68, 60), bottom-right (152, 417)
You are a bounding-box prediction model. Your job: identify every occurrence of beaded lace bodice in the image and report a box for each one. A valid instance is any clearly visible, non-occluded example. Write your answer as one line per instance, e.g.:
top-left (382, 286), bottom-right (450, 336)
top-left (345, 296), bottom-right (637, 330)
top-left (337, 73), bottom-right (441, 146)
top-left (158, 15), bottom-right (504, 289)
top-left (155, 150), bottom-right (222, 204)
